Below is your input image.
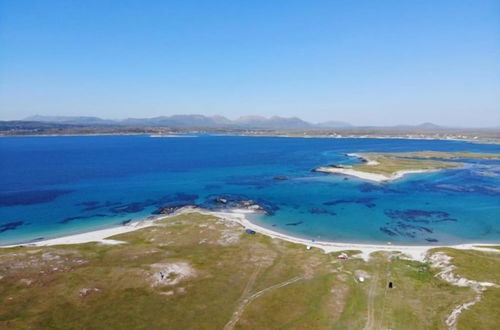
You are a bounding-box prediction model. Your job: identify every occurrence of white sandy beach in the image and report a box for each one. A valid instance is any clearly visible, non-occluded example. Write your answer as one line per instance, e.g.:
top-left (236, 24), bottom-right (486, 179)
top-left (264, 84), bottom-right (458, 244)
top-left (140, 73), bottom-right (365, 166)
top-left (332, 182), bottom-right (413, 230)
top-left (314, 166), bottom-right (435, 183)
top-left (2, 207), bottom-right (498, 263)
top-left (0, 216), bottom-right (164, 247)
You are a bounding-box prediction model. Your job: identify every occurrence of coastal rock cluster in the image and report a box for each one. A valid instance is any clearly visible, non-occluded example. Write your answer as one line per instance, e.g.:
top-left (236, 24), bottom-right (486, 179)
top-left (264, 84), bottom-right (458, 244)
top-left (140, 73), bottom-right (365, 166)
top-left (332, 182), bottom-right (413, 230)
top-left (199, 194), bottom-right (279, 215)
top-left (152, 194), bottom-right (278, 216)
top-left (37, 192), bottom-right (278, 230)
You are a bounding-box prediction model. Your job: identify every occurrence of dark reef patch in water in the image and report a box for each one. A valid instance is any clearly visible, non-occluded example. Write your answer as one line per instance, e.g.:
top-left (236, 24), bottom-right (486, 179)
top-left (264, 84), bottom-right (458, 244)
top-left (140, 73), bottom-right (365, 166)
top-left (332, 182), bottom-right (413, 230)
top-left (78, 200), bottom-right (123, 211)
top-left (224, 175), bottom-right (272, 189)
top-left (59, 213), bottom-right (108, 224)
top-left (309, 207), bottom-right (337, 215)
top-left (285, 221), bottom-right (303, 226)
top-left (380, 227), bottom-right (397, 236)
top-left (204, 184), bottom-right (222, 190)
top-left (357, 183), bottom-right (402, 194)
top-left (394, 221), bottom-right (433, 234)
top-left (380, 209), bottom-right (456, 239)
top-left (106, 193), bottom-right (199, 215)
top-left (430, 184), bottom-right (500, 196)
top-left (0, 221), bottom-right (24, 233)
top-left (77, 201), bottom-right (100, 208)
top-left (110, 202), bottom-right (148, 214)
top-left (385, 209), bottom-right (457, 223)
top-left (122, 219), bottom-right (132, 225)
top-left (324, 197), bottom-right (376, 208)
top-left (0, 189), bottom-right (73, 206)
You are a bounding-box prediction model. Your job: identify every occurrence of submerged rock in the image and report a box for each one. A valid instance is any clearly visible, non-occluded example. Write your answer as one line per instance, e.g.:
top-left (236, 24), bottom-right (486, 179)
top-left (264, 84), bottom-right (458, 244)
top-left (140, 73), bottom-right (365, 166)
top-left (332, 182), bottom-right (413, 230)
top-left (285, 221), bottom-right (303, 226)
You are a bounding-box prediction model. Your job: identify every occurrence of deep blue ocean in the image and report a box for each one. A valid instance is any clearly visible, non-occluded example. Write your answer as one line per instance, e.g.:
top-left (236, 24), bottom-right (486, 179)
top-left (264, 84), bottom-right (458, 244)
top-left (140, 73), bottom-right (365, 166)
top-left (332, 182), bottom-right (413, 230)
top-left (1, 135), bottom-right (499, 246)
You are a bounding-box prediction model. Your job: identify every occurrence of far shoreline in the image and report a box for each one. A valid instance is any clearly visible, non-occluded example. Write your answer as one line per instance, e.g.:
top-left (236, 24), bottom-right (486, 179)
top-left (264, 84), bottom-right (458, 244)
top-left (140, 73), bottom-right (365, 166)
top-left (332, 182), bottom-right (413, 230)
top-left (2, 207), bottom-right (498, 262)
top-left (1, 133), bottom-right (500, 145)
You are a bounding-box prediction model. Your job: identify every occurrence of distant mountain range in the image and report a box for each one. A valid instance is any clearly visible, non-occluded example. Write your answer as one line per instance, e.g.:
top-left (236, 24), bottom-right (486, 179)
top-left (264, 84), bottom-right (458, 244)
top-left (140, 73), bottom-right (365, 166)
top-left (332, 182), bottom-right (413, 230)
top-left (19, 115), bottom-right (498, 130)
top-left (23, 115), bottom-right (353, 129)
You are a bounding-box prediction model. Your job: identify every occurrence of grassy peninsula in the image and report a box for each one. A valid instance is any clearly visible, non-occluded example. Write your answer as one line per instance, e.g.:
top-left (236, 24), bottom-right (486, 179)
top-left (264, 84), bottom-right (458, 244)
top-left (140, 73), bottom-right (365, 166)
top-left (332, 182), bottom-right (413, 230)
top-left (0, 212), bottom-right (499, 329)
top-left (315, 151), bottom-right (500, 182)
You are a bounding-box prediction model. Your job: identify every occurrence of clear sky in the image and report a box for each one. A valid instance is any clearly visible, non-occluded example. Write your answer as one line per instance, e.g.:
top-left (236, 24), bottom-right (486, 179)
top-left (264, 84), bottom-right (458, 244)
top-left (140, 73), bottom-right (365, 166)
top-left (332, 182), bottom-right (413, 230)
top-left (1, 0), bottom-right (499, 127)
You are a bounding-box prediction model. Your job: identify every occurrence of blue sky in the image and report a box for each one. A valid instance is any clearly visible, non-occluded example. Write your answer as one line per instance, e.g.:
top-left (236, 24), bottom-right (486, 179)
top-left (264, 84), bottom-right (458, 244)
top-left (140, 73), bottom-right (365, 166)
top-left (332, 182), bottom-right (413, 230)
top-left (1, 0), bottom-right (499, 126)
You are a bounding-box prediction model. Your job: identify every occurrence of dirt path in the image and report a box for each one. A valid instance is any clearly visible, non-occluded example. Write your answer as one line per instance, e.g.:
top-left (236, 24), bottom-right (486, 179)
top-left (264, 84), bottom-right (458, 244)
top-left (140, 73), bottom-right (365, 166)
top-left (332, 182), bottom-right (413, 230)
top-left (224, 275), bottom-right (303, 330)
top-left (363, 273), bottom-right (379, 330)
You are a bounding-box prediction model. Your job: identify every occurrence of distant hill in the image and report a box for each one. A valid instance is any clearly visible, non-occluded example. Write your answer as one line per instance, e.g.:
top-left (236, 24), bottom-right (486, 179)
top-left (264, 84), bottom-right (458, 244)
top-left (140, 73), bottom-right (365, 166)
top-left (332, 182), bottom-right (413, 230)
top-left (120, 115), bottom-right (233, 128)
top-left (24, 115), bottom-right (117, 126)
top-left (22, 114), bottom-right (339, 129)
top-left (234, 116), bottom-right (312, 129)
top-left (316, 120), bottom-right (352, 128)
top-left (391, 122), bottom-right (443, 130)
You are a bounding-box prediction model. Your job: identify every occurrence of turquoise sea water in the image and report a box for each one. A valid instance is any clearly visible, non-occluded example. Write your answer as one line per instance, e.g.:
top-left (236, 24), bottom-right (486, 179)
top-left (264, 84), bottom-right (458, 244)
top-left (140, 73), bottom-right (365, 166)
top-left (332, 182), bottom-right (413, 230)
top-left (0, 135), bottom-right (499, 246)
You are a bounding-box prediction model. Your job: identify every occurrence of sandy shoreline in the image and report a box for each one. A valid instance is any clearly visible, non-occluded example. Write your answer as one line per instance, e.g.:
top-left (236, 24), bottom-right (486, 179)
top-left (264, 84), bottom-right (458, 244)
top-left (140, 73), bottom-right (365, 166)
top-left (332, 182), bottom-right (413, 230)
top-left (2, 207), bottom-right (498, 262)
top-left (314, 166), bottom-right (435, 182)
top-left (315, 153), bottom-right (437, 182)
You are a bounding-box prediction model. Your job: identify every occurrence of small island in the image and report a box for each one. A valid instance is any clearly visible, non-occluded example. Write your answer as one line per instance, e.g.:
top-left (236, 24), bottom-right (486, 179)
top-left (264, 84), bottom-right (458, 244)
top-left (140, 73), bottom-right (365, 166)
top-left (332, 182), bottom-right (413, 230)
top-left (314, 151), bottom-right (500, 182)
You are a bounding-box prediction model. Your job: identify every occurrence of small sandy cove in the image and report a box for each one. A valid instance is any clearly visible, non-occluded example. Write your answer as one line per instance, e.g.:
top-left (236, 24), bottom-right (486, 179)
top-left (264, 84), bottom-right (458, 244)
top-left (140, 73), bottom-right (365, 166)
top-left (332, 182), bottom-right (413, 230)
top-left (1, 207), bottom-right (498, 262)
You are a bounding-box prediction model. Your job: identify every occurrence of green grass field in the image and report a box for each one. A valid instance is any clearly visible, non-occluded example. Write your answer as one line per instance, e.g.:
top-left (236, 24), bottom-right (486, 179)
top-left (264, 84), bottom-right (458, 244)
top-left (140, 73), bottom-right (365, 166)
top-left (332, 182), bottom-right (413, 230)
top-left (337, 151), bottom-right (500, 176)
top-left (0, 213), bottom-right (498, 329)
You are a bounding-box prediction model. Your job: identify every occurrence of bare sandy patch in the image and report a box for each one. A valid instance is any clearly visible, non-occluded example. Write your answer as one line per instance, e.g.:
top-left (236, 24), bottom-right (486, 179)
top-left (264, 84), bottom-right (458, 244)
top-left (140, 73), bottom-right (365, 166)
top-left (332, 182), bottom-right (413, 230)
top-left (150, 262), bottom-right (195, 286)
top-left (428, 252), bottom-right (499, 330)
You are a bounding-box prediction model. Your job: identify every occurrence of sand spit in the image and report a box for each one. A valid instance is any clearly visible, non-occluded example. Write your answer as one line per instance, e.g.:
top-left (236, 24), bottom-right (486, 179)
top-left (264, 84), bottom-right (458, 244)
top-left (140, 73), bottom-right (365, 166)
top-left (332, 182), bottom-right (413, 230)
top-left (314, 166), bottom-right (434, 183)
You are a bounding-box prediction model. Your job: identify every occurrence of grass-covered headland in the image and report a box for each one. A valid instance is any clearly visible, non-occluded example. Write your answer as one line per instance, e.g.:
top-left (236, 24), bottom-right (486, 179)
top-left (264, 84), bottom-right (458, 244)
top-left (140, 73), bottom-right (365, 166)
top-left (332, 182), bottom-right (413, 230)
top-left (315, 151), bottom-right (500, 181)
top-left (0, 212), bottom-right (498, 329)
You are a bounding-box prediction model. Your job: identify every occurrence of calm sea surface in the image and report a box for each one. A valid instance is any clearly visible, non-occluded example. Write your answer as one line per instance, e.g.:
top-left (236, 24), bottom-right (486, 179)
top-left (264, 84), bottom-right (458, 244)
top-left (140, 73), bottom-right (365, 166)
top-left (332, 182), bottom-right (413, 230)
top-left (1, 135), bottom-right (499, 245)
